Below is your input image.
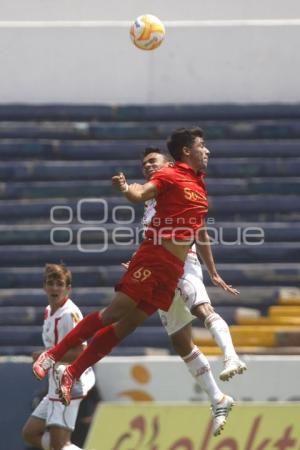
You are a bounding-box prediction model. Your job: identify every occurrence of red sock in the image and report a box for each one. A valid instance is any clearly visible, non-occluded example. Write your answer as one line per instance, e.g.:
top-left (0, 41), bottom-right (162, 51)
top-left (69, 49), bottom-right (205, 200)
top-left (49, 311), bottom-right (103, 361)
top-left (69, 325), bottom-right (119, 379)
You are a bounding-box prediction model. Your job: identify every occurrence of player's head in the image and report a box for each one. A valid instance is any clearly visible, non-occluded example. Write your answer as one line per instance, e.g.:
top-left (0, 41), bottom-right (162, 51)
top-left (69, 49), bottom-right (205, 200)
top-left (142, 147), bottom-right (172, 180)
top-left (167, 127), bottom-right (209, 172)
top-left (43, 263), bottom-right (71, 308)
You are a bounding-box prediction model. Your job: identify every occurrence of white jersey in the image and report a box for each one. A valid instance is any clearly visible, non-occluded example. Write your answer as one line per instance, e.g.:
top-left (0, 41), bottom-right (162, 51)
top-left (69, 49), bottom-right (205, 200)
top-left (143, 198), bottom-right (157, 231)
top-left (42, 298), bottom-right (95, 400)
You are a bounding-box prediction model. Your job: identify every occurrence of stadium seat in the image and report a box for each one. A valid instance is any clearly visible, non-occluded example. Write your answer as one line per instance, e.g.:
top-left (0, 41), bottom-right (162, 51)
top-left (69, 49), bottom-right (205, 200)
top-left (278, 288), bottom-right (300, 304)
top-left (0, 262), bottom-right (298, 289)
top-left (0, 177), bottom-right (298, 201)
top-left (268, 305), bottom-right (300, 316)
top-left (2, 138), bottom-right (300, 161)
top-left (236, 316), bottom-right (300, 326)
top-left (1, 159), bottom-right (300, 182)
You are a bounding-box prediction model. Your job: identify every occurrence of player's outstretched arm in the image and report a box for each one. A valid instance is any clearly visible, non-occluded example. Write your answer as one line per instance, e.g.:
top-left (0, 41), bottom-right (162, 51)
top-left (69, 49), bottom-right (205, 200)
top-left (196, 226), bottom-right (240, 296)
top-left (112, 172), bottom-right (157, 203)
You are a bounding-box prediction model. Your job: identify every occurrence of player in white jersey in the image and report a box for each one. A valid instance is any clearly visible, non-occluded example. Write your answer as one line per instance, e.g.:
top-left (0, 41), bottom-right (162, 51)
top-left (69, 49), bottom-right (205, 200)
top-left (22, 264), bottom-right (95, 450)
top-left (140, 147), bottom-right (246, 436)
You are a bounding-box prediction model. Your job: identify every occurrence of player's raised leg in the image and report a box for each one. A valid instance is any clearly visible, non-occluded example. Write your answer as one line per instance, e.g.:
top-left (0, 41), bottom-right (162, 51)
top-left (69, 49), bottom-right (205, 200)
top-left (180, 267), bottom-right (247, 382)
top-left (204, 308), bottom-right (247, 381)
top-left (183, 344), bottom-right (234, 436)
top-left (160, 299), bottom-right (235, 437)
top-left (33, 292), bottom-right (139, 380)
top-left (58, 304), bottom-right (151, 405)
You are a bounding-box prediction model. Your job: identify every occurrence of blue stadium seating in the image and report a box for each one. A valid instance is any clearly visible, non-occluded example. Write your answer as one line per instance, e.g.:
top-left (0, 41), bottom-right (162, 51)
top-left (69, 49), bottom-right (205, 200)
top-left (0, 286), bottom-right (280, 309)
top-left (1, 103), bottom-right (300, 121)
top-left (1, 177), bottom-right (299, 201)
top-left (1, 222), bottom-right (300, 247)
top-left (0, 104), bottom-right (299, 355)
top-left (0, 243), bottom-right (299, 268)
top-left (2, 118), bottom-right (300, 140)
top-left (0, 262), bottom-right (299, 289)
top-left (1, 195), bottom-right (300, 225)
top-left (1, 139), bottom-right (300, 161)
top-left (1, 159), bottom-right (300, 182)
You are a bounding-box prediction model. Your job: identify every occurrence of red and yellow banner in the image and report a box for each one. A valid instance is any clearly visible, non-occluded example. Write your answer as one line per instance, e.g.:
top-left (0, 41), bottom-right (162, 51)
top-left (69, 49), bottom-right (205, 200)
top-left (85, 403), bottom-right (300, 450)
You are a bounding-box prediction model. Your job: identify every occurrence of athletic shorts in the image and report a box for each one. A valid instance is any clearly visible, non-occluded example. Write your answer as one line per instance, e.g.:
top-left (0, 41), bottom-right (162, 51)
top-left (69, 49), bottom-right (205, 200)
top-left (115, 239), bottom-right (184, 315)
top-left (31, 395), bottom-right (82, 431)
top-left (158, 253), bottom-right (211, 335)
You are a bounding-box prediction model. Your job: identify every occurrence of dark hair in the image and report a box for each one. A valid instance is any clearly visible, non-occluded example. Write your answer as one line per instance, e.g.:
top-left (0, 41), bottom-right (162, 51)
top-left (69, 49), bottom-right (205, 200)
top-left (44, 263), bottom-right (72, 286)
top-left (167, 127), bottom-right (204, 161)
top-left (142, 147), bottom-right (172, 162)
top-left (143, 147), bottom-right (163, 158)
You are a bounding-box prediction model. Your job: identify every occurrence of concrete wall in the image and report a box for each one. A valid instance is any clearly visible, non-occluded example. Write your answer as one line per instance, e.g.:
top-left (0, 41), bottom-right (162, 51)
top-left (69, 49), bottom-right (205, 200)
top-left (0, 0), bottom-right (300, 104)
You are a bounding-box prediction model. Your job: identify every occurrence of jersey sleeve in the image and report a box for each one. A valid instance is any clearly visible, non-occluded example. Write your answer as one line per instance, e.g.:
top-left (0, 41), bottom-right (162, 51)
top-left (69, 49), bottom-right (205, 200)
top-left (150, 167), bottom-right (174, 193)
top-left (56, 309), bottom-right (83, 343)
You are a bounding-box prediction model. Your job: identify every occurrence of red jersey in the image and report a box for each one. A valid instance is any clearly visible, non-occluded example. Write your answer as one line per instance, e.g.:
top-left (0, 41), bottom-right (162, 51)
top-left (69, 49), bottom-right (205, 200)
top-left (145, 162), bottom-right (208, 241)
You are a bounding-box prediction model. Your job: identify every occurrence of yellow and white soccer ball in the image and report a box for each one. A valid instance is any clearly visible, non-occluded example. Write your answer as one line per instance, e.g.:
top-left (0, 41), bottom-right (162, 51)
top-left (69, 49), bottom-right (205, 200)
top-left (130, 14), bottom-right (165, 51)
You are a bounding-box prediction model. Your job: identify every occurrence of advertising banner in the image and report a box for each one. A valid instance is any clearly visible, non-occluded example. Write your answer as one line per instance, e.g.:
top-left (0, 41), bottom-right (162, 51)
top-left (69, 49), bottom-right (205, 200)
top-left (85, 403), bottom-right (300, 450)
top-left (95, 355), bottom-right (300, 402)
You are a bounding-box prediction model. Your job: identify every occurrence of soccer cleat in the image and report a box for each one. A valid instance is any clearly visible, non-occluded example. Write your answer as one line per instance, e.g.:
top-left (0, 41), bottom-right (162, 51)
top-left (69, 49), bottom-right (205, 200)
top-left (58, 366), bottom-right (75, 406)
top-left (211, 394), bottom-right (234, 436)
top-left (53, 364), bottom-right (67, 394)
top-left (219, 357), bottom-right (247, 381)
top-left (32, 351), bottom-right (55, 380)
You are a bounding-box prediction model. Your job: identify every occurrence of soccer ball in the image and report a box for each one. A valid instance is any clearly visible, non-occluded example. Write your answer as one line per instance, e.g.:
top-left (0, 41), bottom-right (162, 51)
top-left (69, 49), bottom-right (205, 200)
top-left (130, 14), bottom-right (165, 51)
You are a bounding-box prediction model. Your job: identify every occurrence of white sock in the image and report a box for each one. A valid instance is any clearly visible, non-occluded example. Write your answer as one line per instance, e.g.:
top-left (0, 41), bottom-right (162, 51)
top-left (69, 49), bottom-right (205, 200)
top-left (182, 346), bottom-right (223, 405)
top-left (205, 313), bottom-right (237, 359)
top-left (41, 432), bottom-right (50, 450)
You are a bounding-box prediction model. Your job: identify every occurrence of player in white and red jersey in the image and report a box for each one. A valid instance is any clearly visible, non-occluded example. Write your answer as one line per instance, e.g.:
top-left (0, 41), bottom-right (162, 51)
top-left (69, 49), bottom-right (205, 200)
top-left (136, 147), bottom-right (244, 435)
top-left (142, 148), bottom-right (246, 382)
top-left (33, 128), bottom-right (236, 435)
top-left (23, 264), bottom-right (95, 450)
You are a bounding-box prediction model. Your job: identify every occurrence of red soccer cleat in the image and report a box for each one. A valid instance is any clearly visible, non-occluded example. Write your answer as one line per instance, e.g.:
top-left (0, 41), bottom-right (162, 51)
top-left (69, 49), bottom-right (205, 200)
top-left (58, 366), bottom-right (75, 406)
top-left (32, 351), bottom-right (55, 380)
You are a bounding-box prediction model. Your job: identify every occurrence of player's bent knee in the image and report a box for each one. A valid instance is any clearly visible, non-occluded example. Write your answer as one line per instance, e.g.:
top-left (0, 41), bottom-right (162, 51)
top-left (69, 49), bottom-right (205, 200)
top-left (194, 302), bottom-right (214, 319)
top-left (114, 308), bottom-right (149, 339)
top-left (102, 293), bottom-right (139, 324)
top-left (123, 310), bottom-right (148, 330)
top-left (114, 318), bottom-right (136, 339)
top-left (102, 304), bottom-right (130, 324)
top-left (49, 435), bottom-right (70, 450)
top-left (170, 333), bottom-right (194, 357)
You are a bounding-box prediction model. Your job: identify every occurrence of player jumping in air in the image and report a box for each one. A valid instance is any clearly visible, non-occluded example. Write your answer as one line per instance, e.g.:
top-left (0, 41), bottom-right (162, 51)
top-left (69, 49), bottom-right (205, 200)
top-left (33, 127), bottom-right (241, 436)
top-left (122, 146), bottom-right (246, 435)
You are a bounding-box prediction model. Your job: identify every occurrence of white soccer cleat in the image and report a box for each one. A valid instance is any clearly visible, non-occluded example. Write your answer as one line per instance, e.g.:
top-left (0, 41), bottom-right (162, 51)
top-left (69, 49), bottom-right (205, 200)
top-left (211, 394), bottom-right (234, 436)
top-left (219, 357), bottom-right (247, 381)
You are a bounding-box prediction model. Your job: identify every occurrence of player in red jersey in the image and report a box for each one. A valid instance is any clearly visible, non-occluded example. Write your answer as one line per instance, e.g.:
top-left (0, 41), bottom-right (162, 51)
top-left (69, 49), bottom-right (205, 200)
top-left (32, 127), bottom-right (216, 407)
top-left (131, 147), bottom-right (243, 435)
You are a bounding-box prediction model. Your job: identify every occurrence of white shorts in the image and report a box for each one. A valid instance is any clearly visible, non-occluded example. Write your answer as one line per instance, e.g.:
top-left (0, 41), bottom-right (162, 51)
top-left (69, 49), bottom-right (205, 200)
top-left (32, 395), bottom-right (82, 431)
top-left (158, 253), bottom-right (211, 336)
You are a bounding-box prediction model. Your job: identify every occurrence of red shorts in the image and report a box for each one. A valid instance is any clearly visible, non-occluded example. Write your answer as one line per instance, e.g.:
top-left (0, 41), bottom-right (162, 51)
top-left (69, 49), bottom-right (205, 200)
top-left (115, 240), bottom-right (184, 316)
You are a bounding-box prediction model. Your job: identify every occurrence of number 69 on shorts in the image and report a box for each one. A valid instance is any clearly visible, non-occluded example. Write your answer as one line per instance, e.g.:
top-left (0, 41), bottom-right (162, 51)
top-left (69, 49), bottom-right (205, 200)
top-left (132, 267), bottom-right (152, 282)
